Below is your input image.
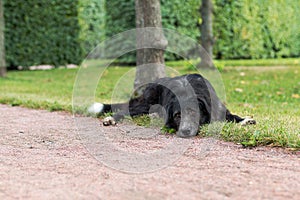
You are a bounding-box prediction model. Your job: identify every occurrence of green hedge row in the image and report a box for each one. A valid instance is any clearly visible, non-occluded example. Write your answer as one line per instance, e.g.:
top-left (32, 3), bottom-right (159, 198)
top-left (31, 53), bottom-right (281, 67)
top-left (4, 0), bottom-right (300, 67)
top-left (78, 0), bottom-right (106, 57)
top-left (4, 0), bottom-right (84, 67)
top-left (105, 0), bottom-right (200, 63)
top-left (213, 0), bottom-right (300, 59)
top-left (105, 0), bottom-right (300, 61)
top-left (106, 0), bottom-right (200, 39)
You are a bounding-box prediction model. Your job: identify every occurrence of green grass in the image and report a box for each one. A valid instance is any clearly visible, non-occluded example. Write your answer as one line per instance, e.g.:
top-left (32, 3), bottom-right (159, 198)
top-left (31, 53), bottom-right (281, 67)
top-left (0, 69), bottom-right (77, 111)
top-left (166, 58), bottom-right (300, 70)
top-left (0, 58), bottom-right (299, 149)
top-left (215, 58), bottom-right (300, 67)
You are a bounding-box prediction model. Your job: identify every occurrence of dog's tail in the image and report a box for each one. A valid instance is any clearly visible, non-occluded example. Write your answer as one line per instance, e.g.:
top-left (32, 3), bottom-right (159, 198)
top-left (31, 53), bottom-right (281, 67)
top-left (87, 102), bottom-right (128, 115)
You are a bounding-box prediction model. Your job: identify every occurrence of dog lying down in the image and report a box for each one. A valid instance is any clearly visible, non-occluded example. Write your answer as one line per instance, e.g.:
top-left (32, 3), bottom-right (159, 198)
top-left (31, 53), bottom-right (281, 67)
top-left (89, 74), bottom-right (256, 137)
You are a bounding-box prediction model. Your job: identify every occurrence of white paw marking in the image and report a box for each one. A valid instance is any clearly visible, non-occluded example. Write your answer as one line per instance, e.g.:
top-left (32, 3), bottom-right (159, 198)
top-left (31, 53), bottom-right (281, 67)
top-left (103, 116), bottom-right (116, 126)
top-left (88, 102), bottom-right (104, 114)
top-left (240, 117), bottom-right (256, 126)
top-left (149, 112), bottom-right (160, 119)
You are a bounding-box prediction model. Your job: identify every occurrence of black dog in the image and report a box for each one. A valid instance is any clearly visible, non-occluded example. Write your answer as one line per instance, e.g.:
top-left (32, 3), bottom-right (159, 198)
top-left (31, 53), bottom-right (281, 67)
top-left (88, 74), bottom-right (256, 137)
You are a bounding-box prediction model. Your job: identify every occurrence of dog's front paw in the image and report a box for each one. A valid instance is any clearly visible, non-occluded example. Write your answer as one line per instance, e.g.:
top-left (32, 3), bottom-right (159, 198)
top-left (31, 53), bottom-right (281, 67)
top-left (240, 117), bottom-right (256, 126)
top-left (103, 116), bottom-right (117, 126)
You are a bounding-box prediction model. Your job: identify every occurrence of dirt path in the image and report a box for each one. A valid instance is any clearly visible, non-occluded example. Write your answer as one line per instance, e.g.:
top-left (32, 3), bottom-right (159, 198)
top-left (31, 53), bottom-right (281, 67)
top-left (0, 104), bottom-right (299, 200)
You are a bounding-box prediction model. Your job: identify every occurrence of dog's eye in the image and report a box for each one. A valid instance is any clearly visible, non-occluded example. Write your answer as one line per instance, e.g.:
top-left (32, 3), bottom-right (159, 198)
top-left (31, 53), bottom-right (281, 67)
top-left (174, 112), bottom-right (181, 118)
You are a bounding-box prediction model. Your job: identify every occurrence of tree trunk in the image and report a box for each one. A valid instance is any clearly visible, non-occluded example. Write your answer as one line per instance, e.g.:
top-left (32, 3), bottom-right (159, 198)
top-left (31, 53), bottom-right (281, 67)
top-left (135, 0), bottom-right (167, 90)
top-left (199, 0), bottom-right (214, 68)
top-left (0, 0), bottom-right (6, 77)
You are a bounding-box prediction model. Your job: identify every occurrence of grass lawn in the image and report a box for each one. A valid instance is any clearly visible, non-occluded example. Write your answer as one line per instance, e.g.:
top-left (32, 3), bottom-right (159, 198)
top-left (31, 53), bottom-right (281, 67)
top-left (0, 59), bottom-right (299, 149)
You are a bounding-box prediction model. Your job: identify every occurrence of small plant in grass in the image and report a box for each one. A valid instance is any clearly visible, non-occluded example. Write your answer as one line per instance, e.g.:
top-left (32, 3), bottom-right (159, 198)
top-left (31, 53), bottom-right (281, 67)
top-left (219, 119), bottom-right (300, 150)
top-left (132, 115), bottom-right (152, 127)
top-left (161, 126), bottom-right (177, 134)
top-left (131, 114), bottom-right (165, 129)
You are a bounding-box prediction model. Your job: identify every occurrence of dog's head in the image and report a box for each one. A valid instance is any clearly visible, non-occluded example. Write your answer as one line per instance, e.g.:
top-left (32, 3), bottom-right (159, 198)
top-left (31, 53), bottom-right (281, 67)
top-left (144, 75), bottom-right (216, 138)
top-left (165, 98), bottom-right (201, 137)
top-left (162, 78), bottom-right (201, 138)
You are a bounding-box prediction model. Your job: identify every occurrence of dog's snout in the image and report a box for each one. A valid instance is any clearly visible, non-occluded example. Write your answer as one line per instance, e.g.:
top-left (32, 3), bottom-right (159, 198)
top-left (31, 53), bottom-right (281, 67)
top-left (177, 129), bottom-right (194, 138)
top-left (181, 129), bottom-right (191, 136)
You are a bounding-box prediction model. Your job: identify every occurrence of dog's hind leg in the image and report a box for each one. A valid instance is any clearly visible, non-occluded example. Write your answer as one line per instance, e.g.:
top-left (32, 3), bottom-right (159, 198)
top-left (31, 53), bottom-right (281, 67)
top-left (225, 110), bottom-right (256, 126)
top-left (239, 117), bottom-right (256, 126)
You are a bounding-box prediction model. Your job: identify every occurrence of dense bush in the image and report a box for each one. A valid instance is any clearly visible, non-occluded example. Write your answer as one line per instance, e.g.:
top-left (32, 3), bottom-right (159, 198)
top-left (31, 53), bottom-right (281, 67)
top-left (3, 0), bottom-right (299, 67)
top-left (105, 0), bottom-right (201, 63)
top-left (4, 0), bottom-right (84, 67)
top-left (105, 0), bottom-right (135, 38)
top-left (105, 0), bottom-right (200, 38)
top-left (161, 0), bottom-right (200, 40)
top-left (104, 0), bottom-right (300, 61)
top-left (213, 0), bottom-right (300, 59)
top-left (78, 0), bottom-right (106, 57)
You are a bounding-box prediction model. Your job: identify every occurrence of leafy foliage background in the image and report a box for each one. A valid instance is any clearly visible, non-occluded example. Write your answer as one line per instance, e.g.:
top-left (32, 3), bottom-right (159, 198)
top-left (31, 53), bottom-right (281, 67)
top-left (3, 0), bottom-right (300, 67)
top-left (4, 0), bottom-right (84, 67)
top-left (213, 0), bottom-right (300, 59)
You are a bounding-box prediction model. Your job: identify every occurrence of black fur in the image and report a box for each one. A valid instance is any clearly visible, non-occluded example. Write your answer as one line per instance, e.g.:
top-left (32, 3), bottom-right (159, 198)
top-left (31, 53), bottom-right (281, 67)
top-left (99, 74), bottom-right (255, 137)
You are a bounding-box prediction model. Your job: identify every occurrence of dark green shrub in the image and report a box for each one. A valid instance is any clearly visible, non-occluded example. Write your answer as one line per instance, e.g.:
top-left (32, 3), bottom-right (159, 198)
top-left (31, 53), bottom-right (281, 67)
top-left (105, 0), bottom-right (201, 63)
top-left (213, 0), bottom-right (300, 59)
top-left (78, 0), bottom-right (106, 57)
top-left (4, 0), bottom-right (84, 68)
top-left (4, 0), bottom-right (299, 66)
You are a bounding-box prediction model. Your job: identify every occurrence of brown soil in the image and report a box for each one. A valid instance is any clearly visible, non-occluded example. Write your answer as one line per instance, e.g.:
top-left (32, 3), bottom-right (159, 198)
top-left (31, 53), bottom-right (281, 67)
top-left (0, 104), bottom-right (299, 200)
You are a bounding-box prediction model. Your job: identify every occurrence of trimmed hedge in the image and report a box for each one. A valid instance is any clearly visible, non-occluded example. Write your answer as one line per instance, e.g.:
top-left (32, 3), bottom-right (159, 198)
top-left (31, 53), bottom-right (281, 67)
top-left (105, 0), bottom-right (135, 38)
top-left (3, 0), bottom-right (300, 67)
top-left (106, 0), bottom-right (200, 39)
top-left (4, 0), bottom-right (84, 67)
top-left (78, 0), bottom-right (106, 57)
top-left (105, 0), bottom-right (201, 63)
top-left (213, 0), bottom-right (300, 59)
top-left (105, 0), bottom-right (300, 61)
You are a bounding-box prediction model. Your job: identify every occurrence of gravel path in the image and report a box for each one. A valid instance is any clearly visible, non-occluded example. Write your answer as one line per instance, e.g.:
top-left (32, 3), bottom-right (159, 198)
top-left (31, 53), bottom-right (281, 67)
top-left (0, 104), bottom-right (299, 199)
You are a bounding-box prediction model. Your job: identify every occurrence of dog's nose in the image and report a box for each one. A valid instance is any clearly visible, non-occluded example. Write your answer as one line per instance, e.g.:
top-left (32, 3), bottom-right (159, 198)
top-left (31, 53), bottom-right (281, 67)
top-left (179, 129), bottom-right (192, 137)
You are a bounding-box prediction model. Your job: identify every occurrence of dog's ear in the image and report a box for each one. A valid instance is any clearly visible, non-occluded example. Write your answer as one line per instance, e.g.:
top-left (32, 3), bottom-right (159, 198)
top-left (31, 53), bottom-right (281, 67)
top-left (143, 83), bottom-right (161, 104)
top-left (197, 97), bottom-right (211, 118)
top-left (164, 104), bottom-right (175, 128)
